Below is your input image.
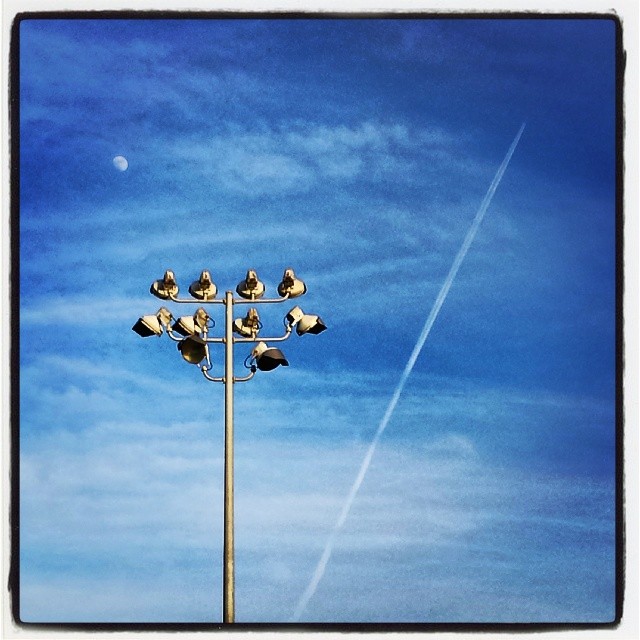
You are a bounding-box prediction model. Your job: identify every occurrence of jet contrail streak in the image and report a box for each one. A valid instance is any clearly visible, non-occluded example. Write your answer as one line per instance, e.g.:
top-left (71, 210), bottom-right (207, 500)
top-left (291, 124), bottom-right (526, 622)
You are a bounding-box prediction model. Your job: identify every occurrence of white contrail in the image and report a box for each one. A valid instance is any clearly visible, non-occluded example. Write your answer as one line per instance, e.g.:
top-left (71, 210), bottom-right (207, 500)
top-left (291, 124), bottom-right (526, 622)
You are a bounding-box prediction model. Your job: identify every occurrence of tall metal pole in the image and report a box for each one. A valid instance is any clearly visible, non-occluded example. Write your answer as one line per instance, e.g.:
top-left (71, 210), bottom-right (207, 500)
top-left (223, 290), bottom-right (235, 623)
top-left (139, 271), bottom-right (315, 624)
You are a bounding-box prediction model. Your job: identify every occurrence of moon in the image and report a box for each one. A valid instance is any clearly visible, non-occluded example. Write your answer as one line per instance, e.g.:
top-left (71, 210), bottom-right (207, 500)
top-left (113, 155), bottom-right (129, 172)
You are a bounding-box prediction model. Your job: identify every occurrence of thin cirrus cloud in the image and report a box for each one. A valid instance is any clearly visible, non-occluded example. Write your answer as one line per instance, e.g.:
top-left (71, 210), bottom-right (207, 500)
top-left (168, 121), bottom-right (465, 197)
top-left (19, 306), bottom-right (616, 621)
top-left (20, 415), bottom-right (615, 623)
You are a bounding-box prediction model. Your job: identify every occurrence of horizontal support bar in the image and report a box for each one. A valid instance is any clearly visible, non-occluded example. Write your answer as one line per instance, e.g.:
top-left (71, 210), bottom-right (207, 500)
top-left (233, 293), bottom-right (291, 305)
top-left (168, 329), bottom-right (292, 345)
top-left (232, 327), bottom-right (293, 343)
top-left (201, 336), bottom-right (225, 344)
top-left (171, 332), bottom-right (290, 345)
top-left (168, 293), bottom-right (225, 305)
top-left (166, 292), bottom-right (292, 305)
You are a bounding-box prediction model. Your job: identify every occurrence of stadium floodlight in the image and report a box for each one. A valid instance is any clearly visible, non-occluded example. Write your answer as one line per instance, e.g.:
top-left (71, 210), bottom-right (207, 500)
top-left (251, 341), bottom-right (289, 371)
top-left (285, 305), bottom-right (327, 335)
top-left (172, 307), bottom-right (211, 337)
top-left (177, 334), bottom-right (208, 365)
top-left (233, 308), bottom-right (261, 338)
top-left (132, 307), bottom-right (173, 337)
top-left (134, 270), bottom-right (326, 625)
top-left (236, 269), bottom-right (266, 299)
top-left (277, 268), bottom-right (307, 298)
top-left (150, 269), bottom-right (179, 300)
top-left (189, 270), bottom-right (217, 300)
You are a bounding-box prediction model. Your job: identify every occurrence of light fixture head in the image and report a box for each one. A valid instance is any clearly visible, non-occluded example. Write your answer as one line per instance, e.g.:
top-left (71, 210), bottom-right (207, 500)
top-left (277, 268), bottom-right (307, 298)
top-left (132, 307), bottom-right (173, 337)
top-left (177, 335), bottom-right (208, 365)
top-left (236, 269), bottom-right (265, 299)
top-left (285, 305), bottom-right (305, 326)
top-left (132, 315), bottom-right (162, 337)
top-left (189, 270), bottom-right (217, 300)
top-left (172, 307), bottom-right (210, 336)
top-left (156, 307), bottom-right (173, 327)
top-left (233, 308), bottom-right (261, 338)
top-left (286, 305), bottom-right (327, 336)
top-left (251, 341), bottom-right (289, 371)
top-left (150, 269), bottom-right (179, 300)
top-left (296, 314), bottom-right (327, 336)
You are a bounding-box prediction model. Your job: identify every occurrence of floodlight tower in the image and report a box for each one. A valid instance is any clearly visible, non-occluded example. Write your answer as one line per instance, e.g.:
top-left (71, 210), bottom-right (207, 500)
top-left (133, 268), bottom-right (326, 624)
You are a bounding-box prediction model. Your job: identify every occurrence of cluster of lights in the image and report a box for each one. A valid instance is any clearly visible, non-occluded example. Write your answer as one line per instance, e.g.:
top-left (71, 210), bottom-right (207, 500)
top-left (148, 268), bottom-right (308, 302)
top-left (133, 268), bottom-right (326, 373)
top-left (133, 266), bottom-right (326, 624)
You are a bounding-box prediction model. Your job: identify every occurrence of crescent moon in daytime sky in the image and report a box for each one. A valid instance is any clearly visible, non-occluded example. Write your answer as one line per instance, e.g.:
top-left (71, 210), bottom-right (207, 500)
top-left (113, 155), bottom-right (129, 171)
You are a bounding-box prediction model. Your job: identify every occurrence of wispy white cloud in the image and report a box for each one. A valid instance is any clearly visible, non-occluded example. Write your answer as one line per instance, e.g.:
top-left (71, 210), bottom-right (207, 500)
top-left (173, 138), bottom-right (315, 196)
top-left (168, 121), bottom-right (473, 198)
top-left (20, 412), bottom-right (615, 623)
top-left (19, 331), bottom-right (615, 623)
top-left (285, 438), bottom-right (614, 622)
top-left (21, 23), bottom-right (253, 133)
top-left (21, 295), bottom-right (154, 325)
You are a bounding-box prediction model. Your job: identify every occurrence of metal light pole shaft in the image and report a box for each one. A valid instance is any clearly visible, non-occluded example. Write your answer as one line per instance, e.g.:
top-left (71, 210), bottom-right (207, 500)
top-left (223, 290), bottom-right (235, 623)
top-left (139, 271), bottom-right (312, 625)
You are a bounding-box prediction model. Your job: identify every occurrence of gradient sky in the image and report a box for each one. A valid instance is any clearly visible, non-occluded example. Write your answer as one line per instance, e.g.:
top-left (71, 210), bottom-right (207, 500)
top-left (17, 16), bottom-right (618, 624)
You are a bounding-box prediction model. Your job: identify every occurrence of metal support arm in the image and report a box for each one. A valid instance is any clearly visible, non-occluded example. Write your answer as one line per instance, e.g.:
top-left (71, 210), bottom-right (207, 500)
top-left (169, 293), bottom-right (225, 305)
top-left (226, 326), bottom-right (293, 344)
top-left (233, 293), bottom-right (290, 305)
top-left (233, 369), bottom-right (257, 383)
top-left (201, 366), bottom-right (224, 383)
top-left (200, 366), bottom-right (257, 384)
top-left (165, 328), bottom-right (188, 342)
top-left (168, 293), bottom-right (290, 305)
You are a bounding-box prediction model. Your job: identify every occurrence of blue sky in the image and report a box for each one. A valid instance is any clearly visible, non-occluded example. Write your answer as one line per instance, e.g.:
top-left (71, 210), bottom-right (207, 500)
top-left (17, 16), bottom-right (618, 624)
